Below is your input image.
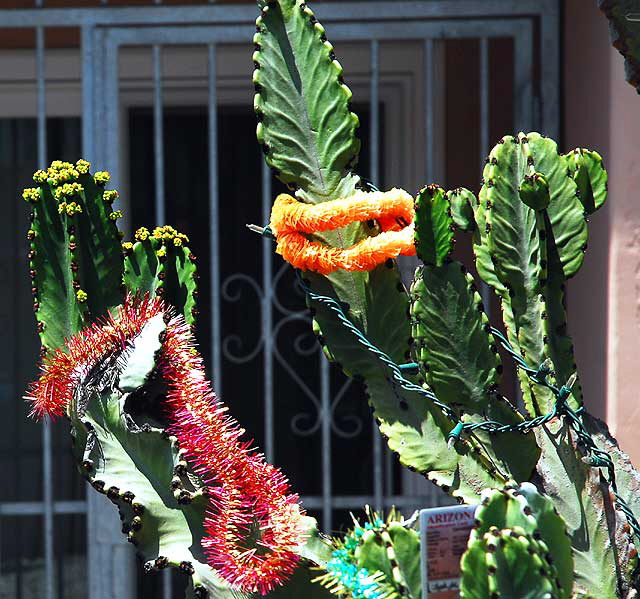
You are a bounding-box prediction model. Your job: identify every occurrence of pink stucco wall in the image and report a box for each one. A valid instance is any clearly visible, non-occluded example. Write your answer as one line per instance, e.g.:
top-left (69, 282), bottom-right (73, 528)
top-left (565, 0), bottom-right (640, 461)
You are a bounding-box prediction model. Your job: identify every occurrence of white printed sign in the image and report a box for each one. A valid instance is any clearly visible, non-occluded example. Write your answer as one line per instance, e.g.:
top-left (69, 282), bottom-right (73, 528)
top-left (419, 505), bottom-right (477, 599)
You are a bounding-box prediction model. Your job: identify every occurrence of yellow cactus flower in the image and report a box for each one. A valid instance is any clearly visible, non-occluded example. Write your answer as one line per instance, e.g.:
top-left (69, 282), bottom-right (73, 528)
top-left (75, 159), bottom-right (91, 174)
top-left (135, 227), bottom-right (150, 241)
top-left (22, 188), bottom-right (40, 203)
top-left (94, 171), bottom-right (111, 185)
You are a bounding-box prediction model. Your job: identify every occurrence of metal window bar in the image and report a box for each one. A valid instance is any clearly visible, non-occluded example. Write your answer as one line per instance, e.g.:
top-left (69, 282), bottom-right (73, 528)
top-left (153, 45), bottom-right (166, 227)
top-left (423, 38), bottom-right (434, 183)
top-left (151, 36), bottom-right (173, 599)
top-left (369, 39), bottom-right (384, 515)
top-left (208, 43), bottom-right (222, 396)
top-left (479, 37), bottom-right (492, 316)
top-left (35, 10), bottom-right (56, 599)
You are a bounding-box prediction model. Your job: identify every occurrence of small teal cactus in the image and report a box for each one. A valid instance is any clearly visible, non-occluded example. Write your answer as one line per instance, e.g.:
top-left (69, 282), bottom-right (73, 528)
top-left (315, 509), bottom-right (421, 599)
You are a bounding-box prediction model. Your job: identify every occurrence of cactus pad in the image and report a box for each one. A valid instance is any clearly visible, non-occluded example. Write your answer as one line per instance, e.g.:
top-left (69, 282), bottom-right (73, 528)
top-left (460, 484), bottom-right (573, 599)
top-left (413, 185), bottom-right (454, 267)
top-left (253, 0), bottom-right (360, 199)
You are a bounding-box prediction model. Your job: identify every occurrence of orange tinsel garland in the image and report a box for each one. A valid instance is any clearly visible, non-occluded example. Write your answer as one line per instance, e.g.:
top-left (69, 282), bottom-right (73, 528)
top-left (269, 188), bottom-right (416, 275)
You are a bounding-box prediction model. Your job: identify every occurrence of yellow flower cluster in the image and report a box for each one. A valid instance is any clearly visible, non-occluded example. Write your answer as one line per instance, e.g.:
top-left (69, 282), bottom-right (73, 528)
top-left (58, 202), bottom-right (83, 216)
top-left (152, 225), bottom-right (190, 247)
top-left (46, 162), bottom-right (80, 185)
top-left (109, 210), bottom-right (123, 221)
top-left (75, 159), bottom-right (91, 175)
top-left (103, 190), bottom-right (119, 203)
top-left (76, 289), bottom-right (88, 303)
top-left (93, 171), bottom-right (111, 185)
top-left (22, 187), bottom-right (41, 203)
top-left (32, 160), bottom-right (91, 188)
top-left (53, 182), bottom-right (84, 201)
top-left (50, 160), bottom-right (73, 170)
top-left (134, 225), bottom-right (189, 247)
top-left (122, 242), bottom-right (134, 251)
top-left (33, 170), bottom-right (48, 184)
top-left (135, 227), bottom-right (150, 241)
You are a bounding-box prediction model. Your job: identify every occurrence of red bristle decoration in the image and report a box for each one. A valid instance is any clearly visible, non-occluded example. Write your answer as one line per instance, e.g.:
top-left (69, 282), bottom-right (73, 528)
top-left (25, 295), bottom-right (163, 419)
top-left (25, 296), bottom-right (305, 594)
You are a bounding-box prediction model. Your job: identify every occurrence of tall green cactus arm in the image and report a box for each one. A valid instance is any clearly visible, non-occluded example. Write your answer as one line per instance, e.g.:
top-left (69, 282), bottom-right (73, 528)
top-left (24, 166), bottom-right (87, 352)
top-left (599, 0), bottom-right (640, 93)
top-left (564, 148), bottom-right (608, 214)
top-left (409, 261), bottom-right (539, 484)
top-left (461, 484), bottom-right (573, 599)
top-left (253, 0), bottom-right (360, 199)
top-left (410, 262), bottom-right (500, 411)
top-left (479, 135), bottom-right (550, 415)
top-left (528, 134), bottom-right (587, 280)
top-left (24, 160), bottom-right (125, 353)
top-left (72, 164), bottom-right (125, 319)
top-left (256, 0), bottom-right (518, 502)
top-left (123, 226), bottom-right (198, 326)
top-left (475, 133), bottom-right (586, 416)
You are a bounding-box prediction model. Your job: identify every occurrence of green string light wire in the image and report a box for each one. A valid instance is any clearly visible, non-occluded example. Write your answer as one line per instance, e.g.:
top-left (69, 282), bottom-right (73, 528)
top-left (291, 270), bottom-right (640, 543)
top-left (253, 224), bottom-right (640, 541)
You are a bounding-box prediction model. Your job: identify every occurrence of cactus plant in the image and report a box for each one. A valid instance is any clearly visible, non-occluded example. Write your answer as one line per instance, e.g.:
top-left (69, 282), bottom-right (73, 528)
top-left (254, 0), bottom-right (640, 597)
top-left (460, 484), bottom-right (573, 599)
top-left (20, 1), bottom-right (640, 597)
top-left (22, 159), bottom-right (335, 597)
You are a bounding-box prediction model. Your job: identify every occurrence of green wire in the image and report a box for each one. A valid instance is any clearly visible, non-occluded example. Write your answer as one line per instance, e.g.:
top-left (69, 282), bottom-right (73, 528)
top-left (295, 271), bottom-right (640, 542)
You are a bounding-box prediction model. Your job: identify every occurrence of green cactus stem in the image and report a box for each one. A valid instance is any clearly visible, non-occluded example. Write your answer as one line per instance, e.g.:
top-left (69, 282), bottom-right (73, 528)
top-left (123, 226), bottom-right (198, 326)
top-left (409, 260), bottom-right (539, 483)
top-left (460, 484), bottom-right (573, 599)
top-left (447, 187), bottom-right (476, 232)
top-left (253, 0), bottom-right (360, 200)
top-left (254, 0), bottom-right (533, 502)
top-left (24, 160), bottom-right (124, 353)
top-left (413, 184), bottom-right (454, 267)
top-left (564, 147), bottom-right (608, 214)
top-left (410, 262), bottom-right (501, 411)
